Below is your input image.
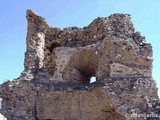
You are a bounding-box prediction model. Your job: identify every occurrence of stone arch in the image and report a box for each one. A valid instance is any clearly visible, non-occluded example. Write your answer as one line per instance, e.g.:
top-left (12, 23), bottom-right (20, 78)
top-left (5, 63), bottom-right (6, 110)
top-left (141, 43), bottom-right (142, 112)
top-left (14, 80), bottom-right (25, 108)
top-left (63, 49), bottom-right (99, 84)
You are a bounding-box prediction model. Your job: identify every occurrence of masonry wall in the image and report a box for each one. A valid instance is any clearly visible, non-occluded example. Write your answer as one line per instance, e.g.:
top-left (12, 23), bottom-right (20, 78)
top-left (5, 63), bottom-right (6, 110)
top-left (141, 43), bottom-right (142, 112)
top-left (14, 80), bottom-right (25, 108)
top-left (0, 10), bottom-right (159, 120)
top-left (24, 10), bottom-right (153, 83)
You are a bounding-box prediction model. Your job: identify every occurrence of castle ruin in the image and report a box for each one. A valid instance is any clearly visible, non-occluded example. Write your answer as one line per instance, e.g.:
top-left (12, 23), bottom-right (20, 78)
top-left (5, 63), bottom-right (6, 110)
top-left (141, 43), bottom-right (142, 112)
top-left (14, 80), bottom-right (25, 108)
top-left (0, 10), bottom-right (160, 120)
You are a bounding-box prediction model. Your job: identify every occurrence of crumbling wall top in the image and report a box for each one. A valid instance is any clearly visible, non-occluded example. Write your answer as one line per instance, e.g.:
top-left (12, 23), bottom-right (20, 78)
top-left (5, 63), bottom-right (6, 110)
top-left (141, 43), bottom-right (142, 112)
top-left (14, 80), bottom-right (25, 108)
top-left (24, 10), bottom-right (153, 83)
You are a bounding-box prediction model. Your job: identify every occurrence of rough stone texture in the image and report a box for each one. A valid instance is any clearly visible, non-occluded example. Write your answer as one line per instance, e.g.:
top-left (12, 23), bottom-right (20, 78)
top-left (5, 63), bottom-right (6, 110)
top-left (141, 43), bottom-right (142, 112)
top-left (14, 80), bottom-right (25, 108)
top-left (0, 10), bottom-right (160, 120)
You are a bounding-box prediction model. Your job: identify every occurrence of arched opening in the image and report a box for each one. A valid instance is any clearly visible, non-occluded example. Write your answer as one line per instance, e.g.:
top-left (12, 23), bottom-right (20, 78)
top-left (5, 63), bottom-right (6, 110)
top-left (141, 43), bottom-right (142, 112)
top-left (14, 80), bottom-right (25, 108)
top-left (90, 76), bottom-right (96, 83)
top-left (63, 50), bottom-right (98, 84)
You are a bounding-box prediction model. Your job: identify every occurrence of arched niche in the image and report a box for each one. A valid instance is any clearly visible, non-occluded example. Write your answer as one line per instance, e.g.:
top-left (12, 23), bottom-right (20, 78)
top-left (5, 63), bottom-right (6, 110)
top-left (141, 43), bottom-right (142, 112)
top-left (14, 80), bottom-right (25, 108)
top-left (63, 49), bottom-right (98, 84)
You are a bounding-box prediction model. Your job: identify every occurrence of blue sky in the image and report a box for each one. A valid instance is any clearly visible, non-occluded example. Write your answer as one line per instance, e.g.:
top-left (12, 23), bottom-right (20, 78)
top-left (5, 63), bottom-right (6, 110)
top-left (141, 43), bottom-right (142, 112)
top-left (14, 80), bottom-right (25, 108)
top-left (0, 0), bottom-right (159, 96)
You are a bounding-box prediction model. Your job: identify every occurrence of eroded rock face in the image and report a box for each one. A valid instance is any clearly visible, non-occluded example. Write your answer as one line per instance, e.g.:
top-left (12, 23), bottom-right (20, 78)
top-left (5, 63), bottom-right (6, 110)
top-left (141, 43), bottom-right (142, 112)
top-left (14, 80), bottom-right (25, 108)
top-left (0, 10), bottom-right (159, 120)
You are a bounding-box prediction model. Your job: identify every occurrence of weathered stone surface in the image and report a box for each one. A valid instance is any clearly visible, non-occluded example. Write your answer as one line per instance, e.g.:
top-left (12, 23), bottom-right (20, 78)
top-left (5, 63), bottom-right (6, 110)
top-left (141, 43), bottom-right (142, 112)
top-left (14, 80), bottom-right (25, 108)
top-left (0, 9), bottom-right (159, 120)
top-left (36, 87), bottom-right (125, 120)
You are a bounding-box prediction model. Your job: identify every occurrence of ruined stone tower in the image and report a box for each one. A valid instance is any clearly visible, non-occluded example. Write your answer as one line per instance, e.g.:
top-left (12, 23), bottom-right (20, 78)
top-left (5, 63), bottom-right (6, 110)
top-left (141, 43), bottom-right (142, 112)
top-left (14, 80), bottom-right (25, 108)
top-left (0, 10), bottom-right (160, 120)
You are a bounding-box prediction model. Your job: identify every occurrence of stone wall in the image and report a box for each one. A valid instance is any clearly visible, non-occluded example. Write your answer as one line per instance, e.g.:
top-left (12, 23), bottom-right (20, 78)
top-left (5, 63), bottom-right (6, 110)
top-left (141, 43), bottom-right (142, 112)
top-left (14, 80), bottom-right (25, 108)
top-left (0, 10), bottom-right (159, 120)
